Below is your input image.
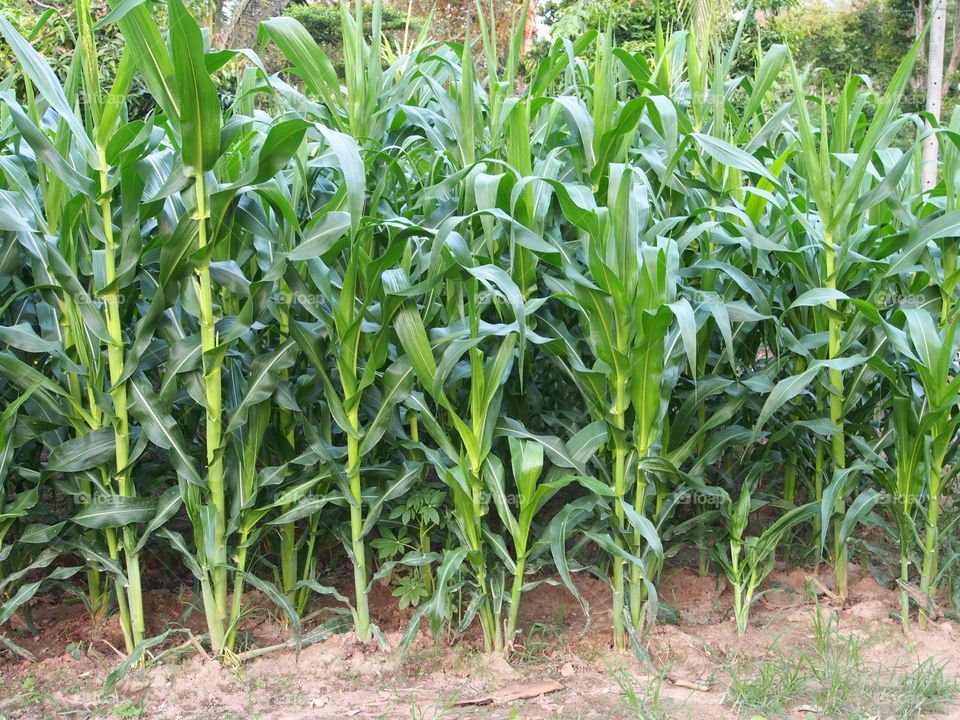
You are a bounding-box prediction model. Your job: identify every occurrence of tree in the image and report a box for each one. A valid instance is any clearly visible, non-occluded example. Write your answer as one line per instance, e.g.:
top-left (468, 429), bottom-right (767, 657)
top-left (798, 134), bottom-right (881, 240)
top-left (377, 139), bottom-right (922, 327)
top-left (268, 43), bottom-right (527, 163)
top-left (923, 0), bottom-right (947, 189)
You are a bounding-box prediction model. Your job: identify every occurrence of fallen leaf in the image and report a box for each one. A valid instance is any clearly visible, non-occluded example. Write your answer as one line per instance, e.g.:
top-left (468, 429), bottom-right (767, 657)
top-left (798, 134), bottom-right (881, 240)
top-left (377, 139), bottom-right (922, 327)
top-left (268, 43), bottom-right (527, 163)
top-left (667, 676), bottom-right (711, 692)
top-left (454, 680), bottom-right (564, 706)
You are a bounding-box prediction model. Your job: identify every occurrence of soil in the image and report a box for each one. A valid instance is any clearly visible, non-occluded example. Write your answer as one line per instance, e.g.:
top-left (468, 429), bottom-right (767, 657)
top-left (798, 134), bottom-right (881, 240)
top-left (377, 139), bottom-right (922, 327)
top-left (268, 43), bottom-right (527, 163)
top-left (2, 564), bottom-right (960, 719)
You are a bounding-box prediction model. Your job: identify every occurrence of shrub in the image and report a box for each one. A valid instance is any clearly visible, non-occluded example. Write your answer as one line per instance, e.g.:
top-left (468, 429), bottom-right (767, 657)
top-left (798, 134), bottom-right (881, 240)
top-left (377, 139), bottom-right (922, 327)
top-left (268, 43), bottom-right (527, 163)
top-left (283, 1), bottom-right (418, 70)
top-left (770, 0), bottom-right (920, 108)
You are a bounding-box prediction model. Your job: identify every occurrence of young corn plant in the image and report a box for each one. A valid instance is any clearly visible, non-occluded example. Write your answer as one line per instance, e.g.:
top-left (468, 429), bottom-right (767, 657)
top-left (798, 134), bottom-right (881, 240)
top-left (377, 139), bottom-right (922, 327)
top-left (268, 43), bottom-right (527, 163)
top-left (165, 2), bottom-right (241, 657)
top-left (388, 261), bottom-right (523, 652)
top-left (285, 202), bottom-right (420, 644)
top-left (895, 308), bottom-right (960, 627)
top-left (544, 165), bottom-right (697, 649)
top-left (103, 0), bottom-right (309, 655)
top-left (715, 486), bottom-right (818, 636)
top-left (864, 103), bottom-right (960, 629)
top-left (873, 386), bottom-right (925, 629)
top-left (762, 43), bottom-right (922, 601)
top-left (484, 438), bottom-right (581, 652)
top-left (0, 8), bottom-right (163, 651)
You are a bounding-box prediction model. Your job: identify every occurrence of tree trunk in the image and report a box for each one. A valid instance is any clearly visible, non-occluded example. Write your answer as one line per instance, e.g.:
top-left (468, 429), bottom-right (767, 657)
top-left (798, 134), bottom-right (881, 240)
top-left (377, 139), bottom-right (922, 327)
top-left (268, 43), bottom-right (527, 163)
top-left (923, 0), bottom-right (948, 189)
top-left (522, 0), bottom-right (540, 54)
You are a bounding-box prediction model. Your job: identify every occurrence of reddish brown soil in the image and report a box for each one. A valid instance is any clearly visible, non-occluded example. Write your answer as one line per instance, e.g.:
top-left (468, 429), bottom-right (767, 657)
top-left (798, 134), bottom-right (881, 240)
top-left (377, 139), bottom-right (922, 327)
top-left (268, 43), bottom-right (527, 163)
top-left (1, 564), bottom-right (959, 719)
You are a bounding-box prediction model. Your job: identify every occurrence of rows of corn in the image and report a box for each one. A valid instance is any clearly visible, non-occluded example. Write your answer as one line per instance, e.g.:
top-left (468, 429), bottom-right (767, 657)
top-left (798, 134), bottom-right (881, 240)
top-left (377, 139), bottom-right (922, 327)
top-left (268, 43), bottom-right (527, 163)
top-left (0, 0), bottom-right (958, 664)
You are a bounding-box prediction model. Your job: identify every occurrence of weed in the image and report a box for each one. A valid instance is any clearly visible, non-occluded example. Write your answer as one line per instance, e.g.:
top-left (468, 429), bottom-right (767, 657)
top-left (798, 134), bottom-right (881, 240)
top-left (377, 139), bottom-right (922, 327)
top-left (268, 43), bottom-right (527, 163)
top-left (613, 666), bottom-right (671, 720)
top-left (725, 650), bottom-right (809, 715)
top-left (885, 659), bottom-right (958, 720)
top-left (113, 699), bottom-right (146, 718)
top-left (724, 620), bottom-right (959, 719)
top-left (408, 690), bottom-right (456, 720)
top-left (514, 622), bottom-right (566, 666)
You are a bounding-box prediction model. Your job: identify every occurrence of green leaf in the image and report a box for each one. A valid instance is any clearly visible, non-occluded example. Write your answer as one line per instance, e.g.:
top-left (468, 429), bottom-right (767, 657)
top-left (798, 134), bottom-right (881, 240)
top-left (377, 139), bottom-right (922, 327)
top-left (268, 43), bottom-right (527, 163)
top-left (0, 324), bottom-right (60, 354)
top-left (621, 501), bottom-right (663, 562)
top-left (46, 429), bottom-right (115, 473)
top-left (691, 133), bottom-right (775, 183)
top-left (103, 632), bottom-right (172, 695)
top-left (73, 497), bottom-right (156, 529)
top-left (259, 16), bottom-right (344, 129)
top-left (789, 288), bottom-right (850, 309)
top-left (392, 303), bottom-right (438, 397)
top-left (753, 357), bottom-right (867, 436)
top-left (128, 375), bottom-right (203, 486)
top-left (251, 119), bottom-right (310, 185)
top-left (0, 15), bottom-right (96, 162)
top-left (169, 0), bottom-right (221, 176)
top-left (360, 463), bottom-right (421, 538)
top-left (109, 0), bottom-right (177, 119)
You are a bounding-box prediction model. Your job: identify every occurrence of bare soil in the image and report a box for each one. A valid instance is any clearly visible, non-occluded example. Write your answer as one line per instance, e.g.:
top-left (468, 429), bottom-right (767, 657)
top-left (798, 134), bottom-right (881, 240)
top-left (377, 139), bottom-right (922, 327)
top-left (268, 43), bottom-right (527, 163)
top-left (2, 564), bottom-right (960, 719)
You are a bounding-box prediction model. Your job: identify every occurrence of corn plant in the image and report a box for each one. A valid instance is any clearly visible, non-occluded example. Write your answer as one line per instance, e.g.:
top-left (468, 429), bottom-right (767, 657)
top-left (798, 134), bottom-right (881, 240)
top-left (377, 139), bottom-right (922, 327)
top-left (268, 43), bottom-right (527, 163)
top-left (752, 42), bottom-right (923, 601)
top-left (0, 386), bottom-right (77, 628)
top-left (484, 438), bottom-right (581, 650)
top-left (873, 383), bottom-right (926, 629)
top-left (285, 196), bottom-right (422, 643)
top-left (543, 167), bottom-right (697, 648)
top-left (88, 0), bottom-right (311, 655)
top-left (715, 485), bottom-right (818, 635)
top-left (894, 308), bottom-right (960, 626)
top-left (387, 251), bottom-right (526, 652)
top-left (0, 8), bottom-right (162, 651)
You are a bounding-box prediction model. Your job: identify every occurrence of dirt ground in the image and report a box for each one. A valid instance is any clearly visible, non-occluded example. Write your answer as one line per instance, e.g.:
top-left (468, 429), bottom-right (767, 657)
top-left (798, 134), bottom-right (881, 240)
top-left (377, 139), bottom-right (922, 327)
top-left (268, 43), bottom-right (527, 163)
top-left (2, 564), bottom-right (960, 719)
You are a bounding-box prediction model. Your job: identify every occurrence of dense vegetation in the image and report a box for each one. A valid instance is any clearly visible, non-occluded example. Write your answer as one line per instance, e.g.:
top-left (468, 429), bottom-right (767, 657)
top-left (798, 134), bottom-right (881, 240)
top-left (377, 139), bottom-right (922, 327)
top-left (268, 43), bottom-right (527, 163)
top-left (0, 0), bottom-right (958, 668)
top-left (283, 1), bottom-right (420, 69)
top-left (541, 0), bottom-right (929, 110)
